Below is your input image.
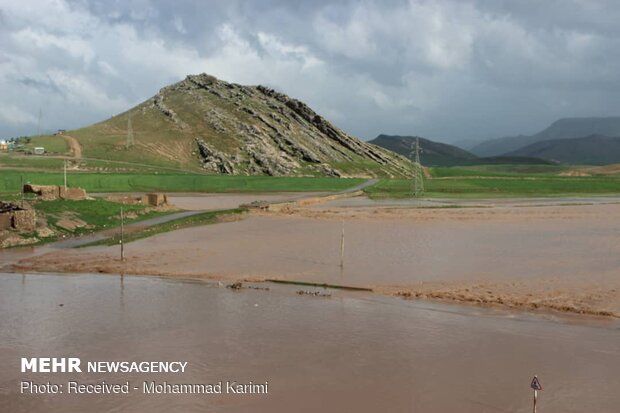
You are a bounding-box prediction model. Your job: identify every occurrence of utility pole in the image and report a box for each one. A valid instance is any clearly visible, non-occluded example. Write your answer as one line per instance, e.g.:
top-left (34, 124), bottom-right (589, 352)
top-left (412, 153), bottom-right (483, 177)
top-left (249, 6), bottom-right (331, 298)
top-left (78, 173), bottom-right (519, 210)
top-left (20, 175), bottom-right (24, 208)
top-left (126, 113), bottom-right (134, 149)
top-left (530, 375), bottom-right (542, 413)
top-left (119, 207), bottom-right (125, 261)
top-left (409, 137), bottom-right (424, 197)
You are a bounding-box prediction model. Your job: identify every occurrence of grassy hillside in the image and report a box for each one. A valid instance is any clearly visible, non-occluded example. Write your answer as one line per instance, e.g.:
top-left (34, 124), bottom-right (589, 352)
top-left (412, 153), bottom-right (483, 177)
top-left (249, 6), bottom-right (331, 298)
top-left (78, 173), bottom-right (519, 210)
top-left (63, 73), bottom-right (412, 178)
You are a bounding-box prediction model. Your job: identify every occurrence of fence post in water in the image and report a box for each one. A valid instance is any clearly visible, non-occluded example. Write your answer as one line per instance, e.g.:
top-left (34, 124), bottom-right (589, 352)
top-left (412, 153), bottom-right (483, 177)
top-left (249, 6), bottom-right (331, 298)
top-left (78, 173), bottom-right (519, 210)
top-left (340, 219), bottom-right (345, 268)
top-left (120, 206), bottom-right (125, 261)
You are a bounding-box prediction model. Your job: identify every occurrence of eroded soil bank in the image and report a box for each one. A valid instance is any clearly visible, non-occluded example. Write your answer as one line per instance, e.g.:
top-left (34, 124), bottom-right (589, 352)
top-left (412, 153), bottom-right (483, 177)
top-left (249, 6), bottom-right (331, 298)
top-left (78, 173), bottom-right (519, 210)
top-left (10, 199), bottom-right (620, 318)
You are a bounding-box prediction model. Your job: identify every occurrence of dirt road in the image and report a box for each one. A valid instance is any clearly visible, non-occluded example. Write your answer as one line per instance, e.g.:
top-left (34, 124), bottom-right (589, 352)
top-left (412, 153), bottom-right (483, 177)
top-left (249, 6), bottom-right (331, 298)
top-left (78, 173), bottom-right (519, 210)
top-left (62, 134), bottom-right (82, 158)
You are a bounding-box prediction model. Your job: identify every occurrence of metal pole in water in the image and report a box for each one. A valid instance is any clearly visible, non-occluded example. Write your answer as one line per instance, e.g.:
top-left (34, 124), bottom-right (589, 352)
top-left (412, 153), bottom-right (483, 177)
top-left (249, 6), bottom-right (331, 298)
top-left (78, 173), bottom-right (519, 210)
top-left (120, 206), bottom-right (124, 261)
top-left (530, 375), bottom-right (542, 413)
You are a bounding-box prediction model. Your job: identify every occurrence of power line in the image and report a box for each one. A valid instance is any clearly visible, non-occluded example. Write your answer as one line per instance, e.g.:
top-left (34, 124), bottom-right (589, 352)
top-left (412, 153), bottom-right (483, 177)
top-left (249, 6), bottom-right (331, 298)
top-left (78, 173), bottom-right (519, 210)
top-left (126, 113), bottom-right (134, 149)
top-left (409, 137), bottom-right (424, 197)
top-left (37, 108), bottom-right (42, 137)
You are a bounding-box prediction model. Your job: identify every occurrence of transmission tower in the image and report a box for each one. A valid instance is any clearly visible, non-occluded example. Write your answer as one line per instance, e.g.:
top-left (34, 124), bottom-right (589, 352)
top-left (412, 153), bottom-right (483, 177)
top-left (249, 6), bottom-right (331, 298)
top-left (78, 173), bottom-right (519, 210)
top-left (409, 137), bottom-right (424, 197)
top-left (37, 108), bottom-right (42, 136)
top-left (126, 113), bottom-right (134, 149)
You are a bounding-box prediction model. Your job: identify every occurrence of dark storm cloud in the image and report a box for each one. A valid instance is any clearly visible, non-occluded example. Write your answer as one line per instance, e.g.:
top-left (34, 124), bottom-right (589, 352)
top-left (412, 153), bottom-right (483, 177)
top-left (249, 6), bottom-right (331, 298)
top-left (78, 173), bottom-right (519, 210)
top-left (1, 0), bottom-right (619, 143)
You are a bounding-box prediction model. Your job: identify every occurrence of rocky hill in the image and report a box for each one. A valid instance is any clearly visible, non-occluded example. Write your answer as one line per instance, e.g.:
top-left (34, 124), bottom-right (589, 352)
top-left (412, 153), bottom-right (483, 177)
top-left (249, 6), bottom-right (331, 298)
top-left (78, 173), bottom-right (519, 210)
top-left (505, 134), bottom-right (620, 165)
top-left (471, 117), bottom-right (620, 157)
top-left (69, 74), bottom-right (412, 177)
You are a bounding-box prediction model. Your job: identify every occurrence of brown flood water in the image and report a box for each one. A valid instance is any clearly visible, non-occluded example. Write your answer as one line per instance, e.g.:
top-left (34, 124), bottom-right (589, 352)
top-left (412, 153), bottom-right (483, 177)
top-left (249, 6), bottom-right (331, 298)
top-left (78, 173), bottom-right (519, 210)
top-left (1, 273), bottom-right (619, 412)
top-left (17, 202), bottom-right (620, 315)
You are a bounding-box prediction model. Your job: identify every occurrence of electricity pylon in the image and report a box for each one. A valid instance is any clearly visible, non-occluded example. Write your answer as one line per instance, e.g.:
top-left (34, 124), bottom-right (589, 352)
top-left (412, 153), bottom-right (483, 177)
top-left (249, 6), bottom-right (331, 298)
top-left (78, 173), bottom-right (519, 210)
top-left (410, 137), bottom-right (424, 197)
top-left (126, 113), bottom-right (134, 149)
top-left (37, 108), bottom-right (42, 136)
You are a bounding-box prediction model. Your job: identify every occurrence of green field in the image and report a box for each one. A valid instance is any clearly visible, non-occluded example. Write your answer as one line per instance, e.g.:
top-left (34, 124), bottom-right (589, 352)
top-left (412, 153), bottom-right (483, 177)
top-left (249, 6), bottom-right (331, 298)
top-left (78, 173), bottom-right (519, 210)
top-left (15, 135), bottom-right (70, 154)
top-left (365, 163), bottom-right (620, 198)
top-left (429, 164), bottom-right (570, 178)
top-left (367, 175), bottom-right (620, 198)
top-left (0, 154), bottom-right (66, 170)
top-left (0, 171), bottom-right (364, 194)
top-left (3, 160), bottom-right (620, 199)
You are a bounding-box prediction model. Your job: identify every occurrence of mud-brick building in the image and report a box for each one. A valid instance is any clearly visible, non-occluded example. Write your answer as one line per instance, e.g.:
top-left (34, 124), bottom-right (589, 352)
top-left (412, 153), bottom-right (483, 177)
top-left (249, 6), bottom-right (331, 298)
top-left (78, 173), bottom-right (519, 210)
top-left (144, 193), bottom-right (168, 206)
top-left (0, 202), bottom-right (36, 231)
top-left (23, 184), bottom-right (87, 201)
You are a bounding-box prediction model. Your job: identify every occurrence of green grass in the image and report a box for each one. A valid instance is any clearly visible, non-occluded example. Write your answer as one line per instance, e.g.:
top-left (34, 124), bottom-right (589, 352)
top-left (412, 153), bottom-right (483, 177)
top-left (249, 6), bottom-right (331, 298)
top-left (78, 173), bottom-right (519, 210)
top-left (366, 176), bottom-right (620, 198)
top-left (357, 163), bottom-right (620, 198)
top-left (429, 164), bottom-right (569, 178)
top-left (0, 154), bottom-right (66, 170)
top-left (0, 171), bottom-right (364, 194)
top-left (21, 135), bottom-right (69, 154)
top-left (34, 198), bottom-right (171, 237)
top-left (80, 208), bottom-right (245, 247)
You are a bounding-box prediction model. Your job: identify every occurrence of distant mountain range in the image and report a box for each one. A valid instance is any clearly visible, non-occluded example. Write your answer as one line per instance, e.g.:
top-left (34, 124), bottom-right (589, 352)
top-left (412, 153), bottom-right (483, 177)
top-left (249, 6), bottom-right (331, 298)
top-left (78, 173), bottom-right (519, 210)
top-left (369, 135), bottom-right (477, 166)
top-left (369, 135), bottom-right (552, 166)
top-left (471, 117), bottom-right (620, 157)
top-left (505, 134), bottom-right (620, 165)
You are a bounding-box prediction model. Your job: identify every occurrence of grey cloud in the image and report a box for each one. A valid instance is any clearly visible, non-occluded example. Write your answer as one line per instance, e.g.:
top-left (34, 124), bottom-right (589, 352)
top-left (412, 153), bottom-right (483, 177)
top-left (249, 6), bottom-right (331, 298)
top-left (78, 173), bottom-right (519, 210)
top-left (1, 0), bottom-right (619, 143)
top-left (17, 75), bottom-right (66, 96)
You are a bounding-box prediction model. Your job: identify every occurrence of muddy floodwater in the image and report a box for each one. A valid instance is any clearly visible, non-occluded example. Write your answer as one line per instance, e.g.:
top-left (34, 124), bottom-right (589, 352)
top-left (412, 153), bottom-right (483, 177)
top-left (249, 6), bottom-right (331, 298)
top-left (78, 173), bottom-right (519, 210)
top-left (16, 201), bottom-right (620, 316)
top-left (1, 273), bottom-right (620, 412)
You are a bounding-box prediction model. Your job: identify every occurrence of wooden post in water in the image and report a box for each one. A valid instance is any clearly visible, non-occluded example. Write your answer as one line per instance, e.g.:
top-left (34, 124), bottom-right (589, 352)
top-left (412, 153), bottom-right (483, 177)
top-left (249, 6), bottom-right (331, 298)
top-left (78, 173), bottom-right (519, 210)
top-left (120, 207), bottom-right (125, 261)
top-left (340, 219), bottom-right (345, 268)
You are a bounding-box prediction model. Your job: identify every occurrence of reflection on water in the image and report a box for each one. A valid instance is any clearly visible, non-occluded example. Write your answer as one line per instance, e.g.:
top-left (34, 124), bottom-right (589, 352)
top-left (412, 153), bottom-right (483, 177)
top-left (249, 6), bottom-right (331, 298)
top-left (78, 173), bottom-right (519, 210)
top-left (1, 273), bottom-right (619, 413)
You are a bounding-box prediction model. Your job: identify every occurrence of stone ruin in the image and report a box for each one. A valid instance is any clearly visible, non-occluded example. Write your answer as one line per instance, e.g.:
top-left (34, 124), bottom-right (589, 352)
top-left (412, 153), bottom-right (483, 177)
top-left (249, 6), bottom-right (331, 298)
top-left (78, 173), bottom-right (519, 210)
top-left (23, 184), bottom-right (87, 201)
top-left (105, 193), bottom-right (168, 207)
top-left (0, 202), bottom-right (36, 232)
top-left (144, 193), bottom-right (168, 207)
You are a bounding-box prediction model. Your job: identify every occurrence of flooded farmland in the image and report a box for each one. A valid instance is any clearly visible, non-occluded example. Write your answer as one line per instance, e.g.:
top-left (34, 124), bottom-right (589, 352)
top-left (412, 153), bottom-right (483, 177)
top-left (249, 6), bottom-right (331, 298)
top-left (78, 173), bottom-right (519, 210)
top-left (1, 273), bottom-right (620, 413)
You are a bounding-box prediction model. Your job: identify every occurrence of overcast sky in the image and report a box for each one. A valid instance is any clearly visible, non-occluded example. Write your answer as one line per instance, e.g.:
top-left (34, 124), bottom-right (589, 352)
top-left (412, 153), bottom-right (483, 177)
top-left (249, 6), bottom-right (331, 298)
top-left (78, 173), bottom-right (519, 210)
top-left (2, 0), bottom-right (620, 144)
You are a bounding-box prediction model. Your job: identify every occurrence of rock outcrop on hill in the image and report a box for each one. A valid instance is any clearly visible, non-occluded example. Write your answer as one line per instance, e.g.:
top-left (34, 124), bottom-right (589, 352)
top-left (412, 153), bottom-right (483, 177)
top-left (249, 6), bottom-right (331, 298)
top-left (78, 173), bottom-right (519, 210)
top-left (77, 73), bottom-right (412, 177)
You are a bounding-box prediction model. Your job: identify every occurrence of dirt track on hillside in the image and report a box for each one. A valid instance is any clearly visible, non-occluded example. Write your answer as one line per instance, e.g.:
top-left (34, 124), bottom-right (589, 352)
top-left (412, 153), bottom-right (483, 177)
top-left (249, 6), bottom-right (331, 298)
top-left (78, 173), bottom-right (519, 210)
top-left (62, 134), bottom-right (82, 158)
